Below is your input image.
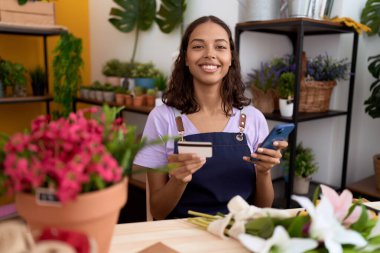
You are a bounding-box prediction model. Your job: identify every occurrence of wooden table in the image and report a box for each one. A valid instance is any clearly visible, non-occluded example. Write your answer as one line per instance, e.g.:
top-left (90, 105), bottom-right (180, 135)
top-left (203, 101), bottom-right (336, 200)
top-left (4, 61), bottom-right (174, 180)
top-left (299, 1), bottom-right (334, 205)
top-left (109, 219), bottom-right (250, 253)
top-left (347, 175), bottom-right (380, 200)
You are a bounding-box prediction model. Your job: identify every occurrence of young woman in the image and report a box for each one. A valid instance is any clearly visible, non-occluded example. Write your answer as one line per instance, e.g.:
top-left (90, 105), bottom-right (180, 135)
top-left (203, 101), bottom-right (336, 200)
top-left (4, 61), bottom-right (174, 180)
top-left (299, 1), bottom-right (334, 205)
top-left (133, 16), bottom-right (287, 220)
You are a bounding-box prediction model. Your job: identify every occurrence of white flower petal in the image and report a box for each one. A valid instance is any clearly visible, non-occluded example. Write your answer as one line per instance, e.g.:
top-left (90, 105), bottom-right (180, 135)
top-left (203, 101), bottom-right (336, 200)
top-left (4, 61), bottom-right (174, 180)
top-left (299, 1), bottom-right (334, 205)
top-left (324, 237), bottom-right (343, 253)
top-left (207, 214), bottom-right (232, 239)
top-left (282, 238), bottom-right (318, 253)
top-left (227, 195), bottom-right (249, 214)
top-left (334, 228), bottom-right (367, 247)
top-left (228, 220), bottom-right (245, 239)
top-left (238, 233), bottom-right (268, 253)
top-left (369, 219), bottom-right (380, 239)
top-left (291, 195), bottom-right (316, 217)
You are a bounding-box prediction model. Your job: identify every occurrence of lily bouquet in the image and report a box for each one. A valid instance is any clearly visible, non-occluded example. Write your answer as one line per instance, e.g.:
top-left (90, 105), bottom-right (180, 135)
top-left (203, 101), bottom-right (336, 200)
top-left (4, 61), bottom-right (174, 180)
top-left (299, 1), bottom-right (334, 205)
top-left (188, 185), bottom-right (380, 253)
top-left (1, 105), bottom-right (153, 203)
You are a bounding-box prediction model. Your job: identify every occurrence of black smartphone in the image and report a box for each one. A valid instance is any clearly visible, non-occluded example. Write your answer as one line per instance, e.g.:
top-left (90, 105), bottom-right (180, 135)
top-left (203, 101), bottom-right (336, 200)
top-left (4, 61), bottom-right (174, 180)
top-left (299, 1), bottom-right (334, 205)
top-left (251, 123), bottom-right (295, 161)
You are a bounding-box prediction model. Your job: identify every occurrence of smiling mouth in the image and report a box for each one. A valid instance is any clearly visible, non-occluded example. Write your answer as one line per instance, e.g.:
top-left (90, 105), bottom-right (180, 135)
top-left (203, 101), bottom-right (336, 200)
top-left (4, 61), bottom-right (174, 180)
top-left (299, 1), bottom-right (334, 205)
top-left (200, 64), bottom-right (220, 72)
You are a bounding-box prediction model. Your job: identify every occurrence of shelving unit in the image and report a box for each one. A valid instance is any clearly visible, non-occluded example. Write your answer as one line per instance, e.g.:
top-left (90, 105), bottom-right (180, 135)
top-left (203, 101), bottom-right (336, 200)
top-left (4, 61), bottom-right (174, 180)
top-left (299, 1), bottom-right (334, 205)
top-left (0, 23), bottom-right (65, 114)
top-left (235, 18), bottom-right (358, 207)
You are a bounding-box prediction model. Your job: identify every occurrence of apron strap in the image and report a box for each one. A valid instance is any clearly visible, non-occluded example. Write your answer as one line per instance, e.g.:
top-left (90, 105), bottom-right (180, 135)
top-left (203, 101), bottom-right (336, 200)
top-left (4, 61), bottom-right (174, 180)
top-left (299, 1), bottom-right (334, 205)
top-left (237, 108), bottom-right (247, 141)
top-left (173, 108), bottom-right (185, 141)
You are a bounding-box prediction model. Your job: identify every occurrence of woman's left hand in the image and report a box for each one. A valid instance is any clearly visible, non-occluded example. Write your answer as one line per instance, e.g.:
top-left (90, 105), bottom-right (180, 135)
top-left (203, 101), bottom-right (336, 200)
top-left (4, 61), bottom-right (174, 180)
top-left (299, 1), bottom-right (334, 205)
top-left (243, 140), bottom-right (288, 175)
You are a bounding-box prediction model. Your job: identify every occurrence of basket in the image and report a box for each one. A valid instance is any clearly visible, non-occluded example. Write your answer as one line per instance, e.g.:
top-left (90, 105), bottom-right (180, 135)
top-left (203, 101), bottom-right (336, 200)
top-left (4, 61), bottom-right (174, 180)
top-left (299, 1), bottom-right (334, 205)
top-left (251, 86), bottom-right (278, 114)
top-left (299, 80), bottom-right (336, 112)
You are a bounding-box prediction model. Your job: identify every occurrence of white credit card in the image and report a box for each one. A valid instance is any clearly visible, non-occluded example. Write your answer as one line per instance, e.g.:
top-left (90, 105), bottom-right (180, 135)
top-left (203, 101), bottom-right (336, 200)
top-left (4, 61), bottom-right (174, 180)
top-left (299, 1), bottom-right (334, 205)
top-left (177, 141), bottom-right (213, 158)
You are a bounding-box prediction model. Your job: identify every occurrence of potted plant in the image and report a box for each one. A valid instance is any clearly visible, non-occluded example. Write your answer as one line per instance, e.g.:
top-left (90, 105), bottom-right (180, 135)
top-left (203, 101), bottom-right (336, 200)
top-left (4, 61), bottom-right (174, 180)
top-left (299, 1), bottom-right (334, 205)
top-left (102, 59), bottom-right (124, 86)
top-left (283, 142), bottom-right (319, 194)
top-left (124, 89), bottom-right (133, 107)
top-left (79, 85), bottom-right (90, 100)
top-left (102, 83), bottom-right (115, 104)
top-left (278, 72), bottom-right (295, 117)
top-left (114, 86), bottom-right (126, 106)
top-left (29, 66), bottom-right (46, 96)
top-left (0, 105), bottom-right (152, 253)
top-left (133, 86), bottom-right (145, 107)
top-left (53, 31), bottom-right (83, 118)
top-left (131, 62), bottom-right (162, 89)
top-left (0, 59), bottom-right (27, 97)
top-left (246, 62), bottom-right (280, 114)
top-left (361, 0), bottom-right (380, 189)
top-left (146, 88), bottom-right (156, 107)
top-left (92, 81), bottom-right (104, 102)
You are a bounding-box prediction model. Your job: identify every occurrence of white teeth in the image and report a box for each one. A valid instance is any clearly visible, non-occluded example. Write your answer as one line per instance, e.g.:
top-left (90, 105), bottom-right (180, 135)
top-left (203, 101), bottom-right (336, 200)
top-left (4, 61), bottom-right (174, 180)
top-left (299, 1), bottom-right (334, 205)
top-left (202, 65), bottom-right (217, 70)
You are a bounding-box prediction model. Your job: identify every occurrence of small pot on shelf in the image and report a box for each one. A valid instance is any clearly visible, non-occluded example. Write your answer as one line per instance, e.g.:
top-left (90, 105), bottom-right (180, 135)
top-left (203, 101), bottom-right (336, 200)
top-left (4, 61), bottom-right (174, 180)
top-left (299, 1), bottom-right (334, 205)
top-left (279, 97), bottom-right (294, 117)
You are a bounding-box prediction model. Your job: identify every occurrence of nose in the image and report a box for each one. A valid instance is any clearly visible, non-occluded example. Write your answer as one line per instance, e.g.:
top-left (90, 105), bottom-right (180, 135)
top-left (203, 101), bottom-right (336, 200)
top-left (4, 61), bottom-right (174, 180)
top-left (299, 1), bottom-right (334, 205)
top-left (204, 46), bottom-right (216, 59)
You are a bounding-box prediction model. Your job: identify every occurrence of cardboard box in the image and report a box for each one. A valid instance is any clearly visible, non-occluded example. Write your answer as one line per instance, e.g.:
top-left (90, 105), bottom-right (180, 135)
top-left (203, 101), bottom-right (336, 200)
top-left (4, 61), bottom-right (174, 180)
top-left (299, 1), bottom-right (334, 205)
top-left (0, 0), bottom-right (55, 26)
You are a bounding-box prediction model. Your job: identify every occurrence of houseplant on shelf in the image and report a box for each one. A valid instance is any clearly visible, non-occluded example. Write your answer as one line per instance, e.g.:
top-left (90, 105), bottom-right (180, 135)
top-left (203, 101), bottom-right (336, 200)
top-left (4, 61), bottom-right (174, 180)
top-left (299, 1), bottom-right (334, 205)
top-left (29, 66), bottom-right (46, 96)
top-left (278, 72), bottom-right (295, 117)
top-left (283, 142), bottom-right (319, 194)
top-left (102, 59), bottom-right (124, 87)
top-left (246, 62), bottom-right (280, 114)
top-left (53, 31), bottom-right (83, 119)
top-left (0, 105), bottom-right (157, 253)
top-left (131, 62), bottom-right (162, 89)
top-left (361, 0), bottom-right (380, 189)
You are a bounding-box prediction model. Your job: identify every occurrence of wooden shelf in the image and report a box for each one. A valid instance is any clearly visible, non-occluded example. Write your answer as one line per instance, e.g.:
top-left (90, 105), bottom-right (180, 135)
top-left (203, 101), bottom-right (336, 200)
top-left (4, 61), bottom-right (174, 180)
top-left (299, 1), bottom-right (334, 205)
top-left (264, 110), bottom-right (348, 122)
top-left (346, 175), bottom-right (380, 200)
top-left (0, 22), bottom-right (65, 36)
top-left (0, 95), bottom-right (52, 104)
top-left (74, 97), bottom-right (154, 115)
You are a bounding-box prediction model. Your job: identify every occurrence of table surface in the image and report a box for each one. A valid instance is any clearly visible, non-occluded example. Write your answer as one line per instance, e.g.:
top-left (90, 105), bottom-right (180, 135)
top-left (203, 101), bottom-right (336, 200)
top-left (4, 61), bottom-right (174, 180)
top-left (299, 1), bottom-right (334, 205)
top-left (346, 175), bottom-right (380, 199)
top-left (109, 219), bottom-right (250, 253)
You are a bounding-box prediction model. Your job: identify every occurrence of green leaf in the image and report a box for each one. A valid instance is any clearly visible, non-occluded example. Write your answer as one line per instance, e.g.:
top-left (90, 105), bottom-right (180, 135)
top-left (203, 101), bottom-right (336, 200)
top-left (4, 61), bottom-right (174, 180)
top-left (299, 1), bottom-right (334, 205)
top-left (360, 0), bottom-right (380, 36)
top-left (155, 0), bottom-right (186, 33)
top-left (350, 205), bottom-right (369, 231)
top-left (18, 0), bottom-right (27, 5)
top-left (109, 0), bottom-right (156, 31)
top-left (368, 54), bottom-right (380, 79)
top-left (245, 217), bottom-right (274, 239)
top-left (364, 54), bottom-right (380, 118)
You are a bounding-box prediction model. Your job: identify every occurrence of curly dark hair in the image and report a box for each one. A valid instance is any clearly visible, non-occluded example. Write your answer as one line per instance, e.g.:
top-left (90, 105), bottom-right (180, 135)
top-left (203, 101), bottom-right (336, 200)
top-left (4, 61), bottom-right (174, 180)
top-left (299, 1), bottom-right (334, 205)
top-left (162, 15), bottom-right (250, 116)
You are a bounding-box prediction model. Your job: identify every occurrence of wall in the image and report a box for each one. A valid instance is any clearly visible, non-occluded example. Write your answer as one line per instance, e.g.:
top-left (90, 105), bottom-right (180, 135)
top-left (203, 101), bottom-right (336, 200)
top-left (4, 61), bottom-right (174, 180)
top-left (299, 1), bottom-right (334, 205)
top-left (0, 0), bottom-right (91, 134)
top-left (89, 0), bottom-right (380, 186)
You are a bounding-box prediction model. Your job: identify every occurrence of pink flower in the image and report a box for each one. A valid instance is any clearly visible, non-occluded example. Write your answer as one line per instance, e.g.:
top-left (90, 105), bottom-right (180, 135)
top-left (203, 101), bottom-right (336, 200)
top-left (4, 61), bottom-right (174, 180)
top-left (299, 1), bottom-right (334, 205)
top-left (3, 105), bottom-right (138, 204)
top-left (320, 185), bottom-right (361, 226)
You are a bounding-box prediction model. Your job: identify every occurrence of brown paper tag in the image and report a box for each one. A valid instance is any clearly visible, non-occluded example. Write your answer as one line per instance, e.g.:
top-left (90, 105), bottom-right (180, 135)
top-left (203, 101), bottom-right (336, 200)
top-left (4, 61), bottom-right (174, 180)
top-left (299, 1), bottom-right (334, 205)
top-left (138, 242), bottom-right (179, 253)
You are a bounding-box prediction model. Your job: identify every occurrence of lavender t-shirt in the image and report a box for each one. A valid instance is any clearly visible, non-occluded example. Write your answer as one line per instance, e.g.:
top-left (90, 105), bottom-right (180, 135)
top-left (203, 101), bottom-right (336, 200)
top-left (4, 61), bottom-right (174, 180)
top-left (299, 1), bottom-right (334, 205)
top-left (133, 104), bottom-right (269, 169)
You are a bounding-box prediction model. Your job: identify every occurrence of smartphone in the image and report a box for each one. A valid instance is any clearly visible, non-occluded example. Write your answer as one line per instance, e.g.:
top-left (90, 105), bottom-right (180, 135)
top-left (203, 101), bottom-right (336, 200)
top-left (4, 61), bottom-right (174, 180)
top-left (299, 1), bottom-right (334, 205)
top-left (251, 123), bottom-right (295, 161)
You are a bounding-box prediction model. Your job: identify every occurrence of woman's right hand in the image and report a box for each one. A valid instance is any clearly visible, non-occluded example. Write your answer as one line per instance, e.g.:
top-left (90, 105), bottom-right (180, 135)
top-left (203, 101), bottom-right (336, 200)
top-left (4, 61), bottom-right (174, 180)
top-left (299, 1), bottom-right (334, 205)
top-left (167, 154), bottom-right (206, 183)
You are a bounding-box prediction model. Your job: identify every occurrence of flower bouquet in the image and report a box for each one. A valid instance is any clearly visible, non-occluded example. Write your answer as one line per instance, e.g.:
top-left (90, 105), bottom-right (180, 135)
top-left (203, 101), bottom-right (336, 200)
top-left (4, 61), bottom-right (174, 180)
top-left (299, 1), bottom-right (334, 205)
top-left (188, 185), bottom-right (380, 253)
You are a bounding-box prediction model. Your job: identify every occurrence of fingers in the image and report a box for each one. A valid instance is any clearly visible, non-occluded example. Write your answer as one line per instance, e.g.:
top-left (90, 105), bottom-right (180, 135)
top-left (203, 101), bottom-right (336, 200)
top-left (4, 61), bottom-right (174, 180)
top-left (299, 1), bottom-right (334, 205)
top-left (273, 140), bottom-right (288, 150)
top-left (168, 153), bottom-right (206, 183)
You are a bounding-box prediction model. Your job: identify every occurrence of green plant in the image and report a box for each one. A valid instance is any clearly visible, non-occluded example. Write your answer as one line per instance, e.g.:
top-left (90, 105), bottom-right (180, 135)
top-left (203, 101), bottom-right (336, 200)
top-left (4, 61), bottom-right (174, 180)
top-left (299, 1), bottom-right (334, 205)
top-left (156, 0), bottom-right (187, 35)
top-left (146, 88), bottom-right (156, 96)
top-left (131, 62), bottom-right (162, 78)
top-left (361, 1), bottom-right (380, 119)
top-left (0, 59), bottom-right (27, 88)
top-left (114, 86), bottom-right (127, 94)
top-left (154, 73), bottom-right (167, 91)
top-left (53, 31), bottom-right (83, 118)
top-left (247, 63), bottom-right (279, 93)
top-left (283, 143), bottom-right (318, 178)
top-left (102, 59), bottom-right (124, 77)
top-left (134, 86), bottom-right (145, 96)
top-left (29, 66), bottom-right (46, 96)
top-left (278, 72), bottom-right (295, 99)
top-left (361, 0), bottom-right (380, 36)
top-left (109, 0), bottom-right (156, 63)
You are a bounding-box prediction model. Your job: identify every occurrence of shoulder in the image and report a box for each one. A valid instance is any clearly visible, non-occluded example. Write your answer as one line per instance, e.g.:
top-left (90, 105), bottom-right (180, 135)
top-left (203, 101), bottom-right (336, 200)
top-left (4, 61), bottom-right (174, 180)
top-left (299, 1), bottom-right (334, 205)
top-left (241, 105), bottom-right (266, 124)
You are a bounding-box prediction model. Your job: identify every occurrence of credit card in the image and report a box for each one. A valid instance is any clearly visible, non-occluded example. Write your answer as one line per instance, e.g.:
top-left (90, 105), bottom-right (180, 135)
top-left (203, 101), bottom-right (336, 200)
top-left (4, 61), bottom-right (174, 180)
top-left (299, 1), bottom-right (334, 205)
top-left (177, 141), bottom-right (213, 158)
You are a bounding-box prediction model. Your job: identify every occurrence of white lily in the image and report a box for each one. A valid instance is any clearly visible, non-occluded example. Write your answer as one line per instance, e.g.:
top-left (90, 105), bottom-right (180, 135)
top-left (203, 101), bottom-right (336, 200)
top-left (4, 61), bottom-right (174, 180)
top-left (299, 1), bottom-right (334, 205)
top-left (292, 195), bottom-right (367, 253)
top-left (238, 226), bottom-right (318, 253)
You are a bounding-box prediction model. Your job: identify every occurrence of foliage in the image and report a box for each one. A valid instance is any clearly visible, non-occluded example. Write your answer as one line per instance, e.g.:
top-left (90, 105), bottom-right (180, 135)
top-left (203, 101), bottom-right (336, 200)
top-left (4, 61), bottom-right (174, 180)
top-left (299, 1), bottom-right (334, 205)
top-left (18, 0), bottom-right (56, 5)
top-left (0, 59), bottom-right (27, 88)
top-left (134, 86), bottom-right (145, 96)
top-left (156, 0), bottom-right (187, 35)
top-left (247, 63), bottom-right (280, 93)
top-left (307, 54), bottom-right (350, 81)
top-left (0, 105), bottom-right (159, 202)
top-left (146, 88), bottom-right (156, 96)
top-left (364, 54), bottom-right (380, 118)
top-left (130, 62), bottom-right (162, 78)
top-left (29, 66), bottom-right (46, 96)
top-left (189, 186), bottom-right (380, 253)
top-left (154, 73), bottom-right (167, 91)
top-left (361, 0), bottom-right (380, 36)
top-left (53, 31), bottom-right (83, 118)
top-left (278, 72), bottom-right (295, 99)
top-left (0, 133), bottom-right (9, 197)
top-left (102, 59), bottom-right (124, 77)
top-left (109, 0), bottom-right (156, 63)
top-left (283, 143), bottom-right (318, 178)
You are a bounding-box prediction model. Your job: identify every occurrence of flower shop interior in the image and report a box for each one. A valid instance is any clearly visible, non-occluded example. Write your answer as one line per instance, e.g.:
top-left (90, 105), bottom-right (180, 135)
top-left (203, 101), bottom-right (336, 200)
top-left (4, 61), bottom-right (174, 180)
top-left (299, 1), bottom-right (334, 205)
top-left (1, 0), bottom-right (380, 252)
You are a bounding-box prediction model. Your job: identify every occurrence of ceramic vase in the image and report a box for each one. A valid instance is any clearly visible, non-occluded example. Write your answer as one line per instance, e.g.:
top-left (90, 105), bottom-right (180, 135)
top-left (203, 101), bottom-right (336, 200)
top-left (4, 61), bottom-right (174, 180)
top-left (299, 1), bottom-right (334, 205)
top-left (15, 177), bottom-right (128, 253)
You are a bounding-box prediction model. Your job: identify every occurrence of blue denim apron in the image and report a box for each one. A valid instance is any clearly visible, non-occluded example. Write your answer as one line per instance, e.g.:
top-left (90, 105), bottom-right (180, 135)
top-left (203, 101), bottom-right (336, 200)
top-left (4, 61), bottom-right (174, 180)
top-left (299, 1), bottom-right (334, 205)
top-left (167, 110), bottom-right (256, 219)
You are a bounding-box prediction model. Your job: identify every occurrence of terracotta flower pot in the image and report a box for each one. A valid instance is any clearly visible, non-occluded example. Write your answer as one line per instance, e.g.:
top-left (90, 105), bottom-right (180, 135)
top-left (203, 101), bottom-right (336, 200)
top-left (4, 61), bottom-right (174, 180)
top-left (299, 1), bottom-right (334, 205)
top-left (15, 177), bottom-right (128, 253)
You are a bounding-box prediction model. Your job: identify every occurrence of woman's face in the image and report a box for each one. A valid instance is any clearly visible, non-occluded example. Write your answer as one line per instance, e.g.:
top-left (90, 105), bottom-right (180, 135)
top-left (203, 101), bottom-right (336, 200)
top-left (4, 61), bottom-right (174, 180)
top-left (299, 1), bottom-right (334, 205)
top-left (186, 21), bottom-right (232, 87)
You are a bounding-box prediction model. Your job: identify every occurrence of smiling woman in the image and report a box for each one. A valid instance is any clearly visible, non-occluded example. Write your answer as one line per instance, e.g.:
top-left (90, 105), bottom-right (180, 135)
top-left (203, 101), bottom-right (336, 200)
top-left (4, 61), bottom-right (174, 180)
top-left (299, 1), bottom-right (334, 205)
top-left (133, 15), bottom-right (289, 221)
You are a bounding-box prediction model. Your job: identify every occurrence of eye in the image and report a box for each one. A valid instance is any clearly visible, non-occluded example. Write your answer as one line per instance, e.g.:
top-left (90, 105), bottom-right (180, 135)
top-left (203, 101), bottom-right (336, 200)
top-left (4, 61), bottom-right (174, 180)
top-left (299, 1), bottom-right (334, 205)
top-left (192, 45), bottom-right (203, 49)
top-left (216, 45), bottom-right (227, 50)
